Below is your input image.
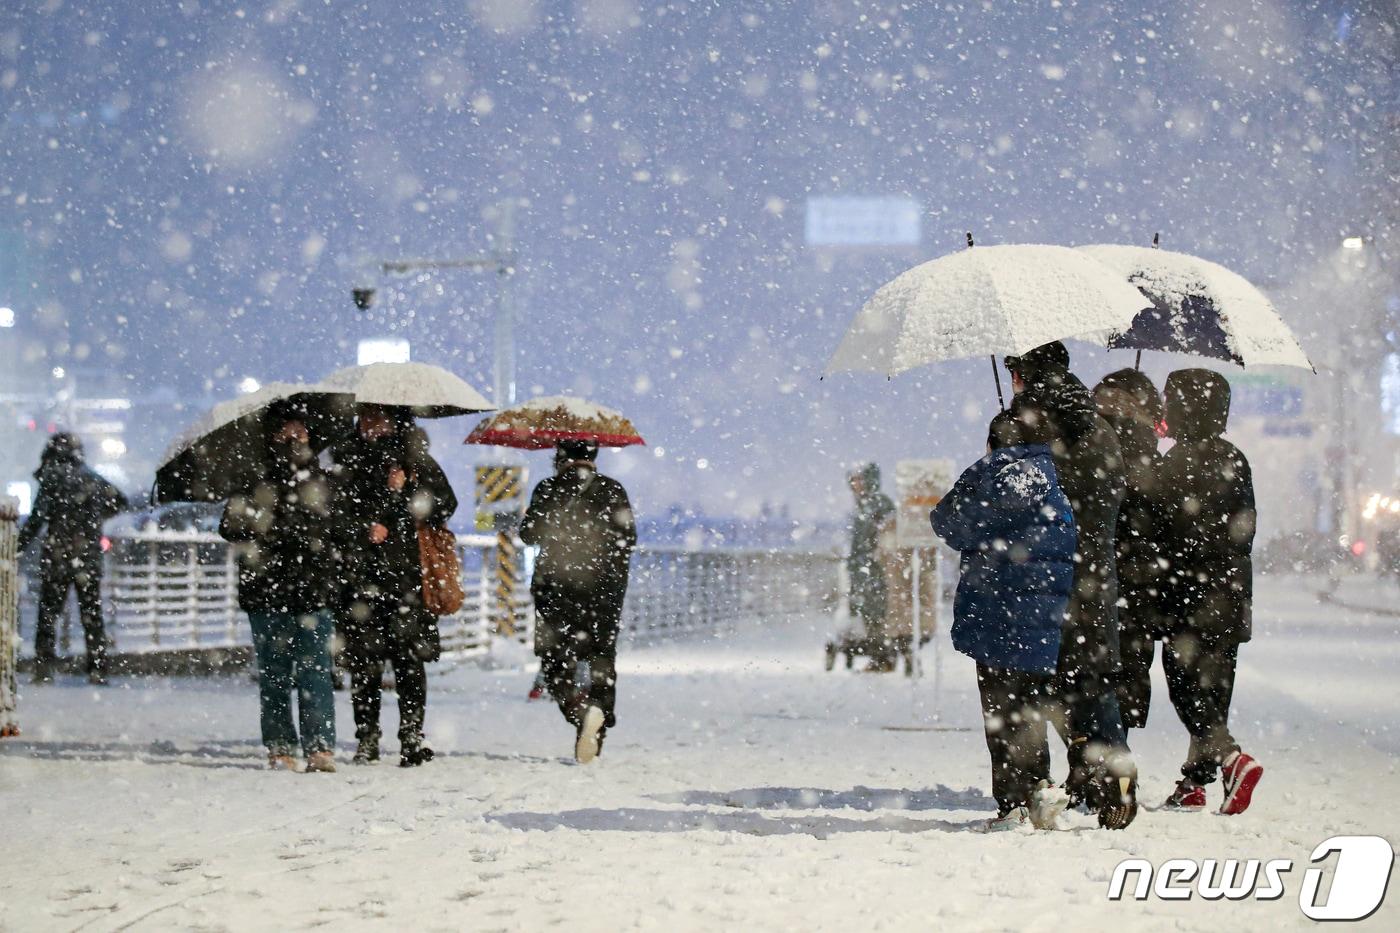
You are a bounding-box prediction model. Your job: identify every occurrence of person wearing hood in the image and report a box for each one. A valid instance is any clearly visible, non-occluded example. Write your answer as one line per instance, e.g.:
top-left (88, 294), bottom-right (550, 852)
top-left (1155, 369), bottom-right (1263, 815)
top-left (17, 433), bottom-right (128, 684)
top-left (332, 405), bottom-right (457, 767)
top-left (519, 439), bottom-right (636, 763)
top-left (1003, 341), bottom-right (1137, 829)
top-left (846, 463), bottom-right (896, 671)
top-left (932, 410), bottom-right (1077, 831)
top-left (1092, 369), bottom-right (1166, 733)
top-left (218, 405), bottom-right (339, 772)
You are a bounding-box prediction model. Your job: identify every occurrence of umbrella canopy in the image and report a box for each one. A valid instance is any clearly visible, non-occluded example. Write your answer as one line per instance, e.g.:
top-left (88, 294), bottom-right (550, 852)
top-left (155, 382), bottom-right (353, 503)
top-left (1079, 244), bottom-right (1313, 369)
top-left (465, 396), bottom-right (645, 449)
top-left (321, 362), bottom-right (494, 418)
top-left (824, 244), bottom-right (1151, 377)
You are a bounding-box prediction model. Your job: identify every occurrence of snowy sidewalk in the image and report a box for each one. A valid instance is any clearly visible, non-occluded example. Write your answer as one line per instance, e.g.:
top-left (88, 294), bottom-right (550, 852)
top-left (2, 573), bottom-right (1398, 931)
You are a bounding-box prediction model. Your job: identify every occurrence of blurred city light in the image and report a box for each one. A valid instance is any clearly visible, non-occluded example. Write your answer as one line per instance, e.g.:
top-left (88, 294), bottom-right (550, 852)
top-left (1341, 236), bottom-right (1365, 250)
top-left (0, 306), bottom-right (14, 327)
top-left (237, 376), bottom-right (261, 394)
top-left (357, 338), bottom-right (411, 365)
top-left (99, 437), bottom-right (127, 458)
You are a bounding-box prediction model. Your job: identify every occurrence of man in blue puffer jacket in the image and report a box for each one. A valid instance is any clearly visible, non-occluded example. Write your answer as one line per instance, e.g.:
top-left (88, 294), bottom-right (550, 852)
top-left (932, 411), bottom-right (1077, 831)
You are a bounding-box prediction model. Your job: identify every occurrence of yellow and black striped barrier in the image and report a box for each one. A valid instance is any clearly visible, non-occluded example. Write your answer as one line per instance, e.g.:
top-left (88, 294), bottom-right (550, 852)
top-left (475, 465), bottom-right (526, 637)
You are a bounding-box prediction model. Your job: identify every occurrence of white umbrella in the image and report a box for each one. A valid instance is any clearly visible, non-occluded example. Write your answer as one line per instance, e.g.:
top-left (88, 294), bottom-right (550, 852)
top-left (155, 382), bottom-right (353, 503)
top-left (1077, 244), bottom-right (1313, 370)
top-left (824, 242), bottom-right (1151, 403)
top-left (321, 361), bottom-right (494, 418)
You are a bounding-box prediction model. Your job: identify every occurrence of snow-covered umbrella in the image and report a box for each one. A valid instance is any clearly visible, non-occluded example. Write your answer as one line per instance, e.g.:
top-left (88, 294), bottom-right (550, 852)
top-left (824, 239), bottom-right (1152, 404)
top-left (321, 361), bottom-right (494, 418)
top-left (1078, 243), bottom-right (1313, 370)
top-left (154, 382), bottom-right (354, 503)
top-left (465, 396), bottom-right (645, 449)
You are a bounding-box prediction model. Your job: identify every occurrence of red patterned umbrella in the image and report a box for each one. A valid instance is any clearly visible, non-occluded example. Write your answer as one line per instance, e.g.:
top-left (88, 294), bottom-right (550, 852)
top-left (465, 396), bottom-right (645, 450)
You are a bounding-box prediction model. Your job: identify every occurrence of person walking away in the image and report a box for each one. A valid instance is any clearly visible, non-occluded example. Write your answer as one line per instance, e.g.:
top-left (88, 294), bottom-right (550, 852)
top-left (1155, 369), bottom-right (1263, 814)
top-left (1004, 342), bottom-right (1137, 829)
top-left (219, 407), bottom-right (339, 772)
top-left (519, 440), bottom-right (636, 763)
top-left (846, 464), bottom-right (896, 671)
top-left (1093, 369), bottom-right (1165, 734)
top-left (932, 411), bottom-right (1077, 831)
top-left (17, 434), bottom-right (128, 684)
top-left (333, 407), bottom-right (457, 767)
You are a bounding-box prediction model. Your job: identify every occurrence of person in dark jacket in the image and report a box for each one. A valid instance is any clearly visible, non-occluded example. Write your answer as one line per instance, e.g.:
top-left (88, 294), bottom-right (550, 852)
top-left (1004, 342), bottom-right (1136, 828)
top-left (847, 463), bottom-right (896, 671)
top-left (17, 433), bottom-right (128, 684)
top-left (1155, 369), bottom-right (1263, 814)
top-left (219, 406), bottom-right (339, 772)
top-left (519, 440), bottom-right (636, 763)
top-left (932, 411), bottom-right (1077, 831)
top-left (1093, 369), bottom-right (1165, 732)
top-left (333, 406), bottom-right (457, 767)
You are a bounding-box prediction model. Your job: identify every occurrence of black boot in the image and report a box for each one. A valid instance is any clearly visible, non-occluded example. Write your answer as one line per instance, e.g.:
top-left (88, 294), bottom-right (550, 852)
top-left (353, 733), bottom-right (380, 765)
top-left (399, 741), bottom-right (434, 767)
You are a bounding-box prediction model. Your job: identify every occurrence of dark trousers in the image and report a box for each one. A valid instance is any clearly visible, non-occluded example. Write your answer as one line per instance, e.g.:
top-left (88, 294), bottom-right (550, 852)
top-left (35, 563), bottom-right (106, 674)
top-left (1047, 668), bottom-right (1131, 801)
top-left (1163, 630), bottom-right (1240, 785)
top-left (248, 609), bottom-right (336, 756)
top-left (1117, 606), bottom-right (1158, 730)
top-left (534, 583), bottom-right (621, 730)
top-left (342, 594), bottom-right (429, 747)
top-left (976, 664), bottom-right (1053, 815)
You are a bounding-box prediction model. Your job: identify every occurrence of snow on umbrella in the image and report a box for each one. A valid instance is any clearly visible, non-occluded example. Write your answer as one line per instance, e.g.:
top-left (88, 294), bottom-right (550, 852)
top-left (465, 396), bottom-right (645, 449)
top-left (1078, 243), bottom-right (1313, 370)
top-left (154, 382), bottom-right (354, 503)
top-left (320, 361), bottom-right (494, 418)
top-left (824, 243), bottom-right (1151, 391)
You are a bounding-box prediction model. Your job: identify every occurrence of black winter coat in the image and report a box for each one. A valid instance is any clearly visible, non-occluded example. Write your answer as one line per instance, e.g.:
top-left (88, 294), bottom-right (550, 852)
top-left (1094, 385), bottom-right (1165, 604)
top-left (1155, 370), bottom-right (1255, 643)
top-left (18, 457), bottom-right (128, 570)
top-left (1010, 368), bottom-right (1126, 678)
top-left (331, 432), bottom-right (458, 600)
top-left (520, 465), bottom-right (636, 597)
top-left (218, 460), bottom-right (339, 615)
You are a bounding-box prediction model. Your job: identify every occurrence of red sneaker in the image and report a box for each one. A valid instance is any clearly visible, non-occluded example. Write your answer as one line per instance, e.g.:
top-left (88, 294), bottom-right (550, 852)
top-left (1162, 779), bottom-right (1207, 811)
top-left (1219, 751), bottom-right (1263, 815)
top-left (527, 685), bottom-right (545, 701)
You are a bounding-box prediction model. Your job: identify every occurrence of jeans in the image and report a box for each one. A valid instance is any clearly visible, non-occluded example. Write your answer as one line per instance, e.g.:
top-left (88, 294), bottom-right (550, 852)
top-left (35, 561), bottom-right (107, 675)
top-left (247, 609), bottom-right (336, 756)
top-left (976, 664), bottom-right (1054, 815)
top-left (1163, 630), bottom-right (1240, 785)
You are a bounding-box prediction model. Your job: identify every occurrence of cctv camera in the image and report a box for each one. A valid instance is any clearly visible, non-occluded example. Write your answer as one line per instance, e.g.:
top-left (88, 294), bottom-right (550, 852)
top-left (352, 287), bottom-right (376, 311)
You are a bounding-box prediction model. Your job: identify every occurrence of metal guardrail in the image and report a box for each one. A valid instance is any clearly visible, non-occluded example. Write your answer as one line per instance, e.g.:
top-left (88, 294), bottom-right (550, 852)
top-left (15, 531), bottom-right (844, 664)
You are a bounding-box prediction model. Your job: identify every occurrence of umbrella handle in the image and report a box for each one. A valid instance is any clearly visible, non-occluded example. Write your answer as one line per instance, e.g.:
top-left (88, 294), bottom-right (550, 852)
top-left (991, 355), bottom-right (1005, 411)
top-left (1135, 349), bottom-right (1143, 371)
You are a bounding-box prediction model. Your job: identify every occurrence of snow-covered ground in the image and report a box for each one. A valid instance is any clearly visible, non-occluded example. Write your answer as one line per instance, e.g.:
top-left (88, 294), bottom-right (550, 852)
top-left (3, 573), bottom-right (1397, 931)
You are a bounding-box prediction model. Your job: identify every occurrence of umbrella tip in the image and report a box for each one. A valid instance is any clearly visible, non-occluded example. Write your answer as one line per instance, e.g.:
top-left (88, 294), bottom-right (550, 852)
top-left (965, 231), bottom-right (974, 248)
top-left (1152, 232), bottom-right (1160, 248)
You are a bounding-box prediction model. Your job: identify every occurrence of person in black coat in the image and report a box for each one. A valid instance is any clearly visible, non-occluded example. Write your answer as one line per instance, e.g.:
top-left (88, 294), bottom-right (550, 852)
top-left (519, 440), bottom-right (636, 763)
top-left (1004, 342), bottom-right (1136, 828)
top-left (332, 406), bottom-right (457, 767)
top-left (17, 433), bottom-right (128, 684)
top-left (1093, 369), bottom-right (1166, 733)
top-left (846, 463), bottom-right (897, 671)
top-left (1155, 369), bottom-right (1263, 814)
top-left (219, 406), bottom-right (339, 771)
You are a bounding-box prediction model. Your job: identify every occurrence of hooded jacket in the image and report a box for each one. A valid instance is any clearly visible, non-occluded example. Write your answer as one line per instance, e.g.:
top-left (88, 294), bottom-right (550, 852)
top-left (931, 443), bottom-right (1077, 674)
top-left (846, 463), bottom-right (895, 625)
top-left (520, 462), bottom-right (636, 595)
top-left (1093, 369), bottom-right (1164, 598)
top-left (1006, 346), bottom-right (1126, 677)
top-left (18, 441), bottom-right (128, 567)
top-left (1155, 369), bottom-right (1255, 642)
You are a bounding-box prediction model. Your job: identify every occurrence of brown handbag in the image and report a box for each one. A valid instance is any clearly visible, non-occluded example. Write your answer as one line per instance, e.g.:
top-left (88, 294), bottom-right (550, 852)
top-left (417, 525), bottom-right (466, 616)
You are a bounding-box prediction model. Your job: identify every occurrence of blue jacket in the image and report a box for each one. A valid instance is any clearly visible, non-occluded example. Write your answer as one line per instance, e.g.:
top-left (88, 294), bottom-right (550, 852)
top-left (930, 444), bottom-right (1077, 674)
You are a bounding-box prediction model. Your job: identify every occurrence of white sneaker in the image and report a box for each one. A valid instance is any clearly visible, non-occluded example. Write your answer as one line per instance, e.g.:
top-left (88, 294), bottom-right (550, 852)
top-left (575, 705), bottom-right (605, 764)
top-left (983, 807), bottom-right (1030, 832)
top-left (1029, 780), bottom-right (1070, 830)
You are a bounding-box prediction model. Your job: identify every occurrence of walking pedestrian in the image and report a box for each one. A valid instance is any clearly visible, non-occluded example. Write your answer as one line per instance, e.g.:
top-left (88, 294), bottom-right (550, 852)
top-left (846, 463), bottom-right (896, 671)
top-left (1155, 369), bottom-right (1263, 814)
top-left (932, 411), bottom-right (1078, 831)
top-left (1092, 369), bottom-right (1165, 733)
top-left (1004, 341), bottom-right (1137, 828)
top-left (17, 433), bottom-right (128, 684)
top-left (218, 406), bottom-right (339, 772)
top-left (519, 440), bottom-right (636, 763)
top-left (333, 406), bottom-right (457, 767)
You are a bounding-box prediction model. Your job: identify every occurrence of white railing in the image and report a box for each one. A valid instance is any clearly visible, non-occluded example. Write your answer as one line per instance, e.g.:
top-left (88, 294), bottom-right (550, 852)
top-left (15, 531), bottom-right (844, 663)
